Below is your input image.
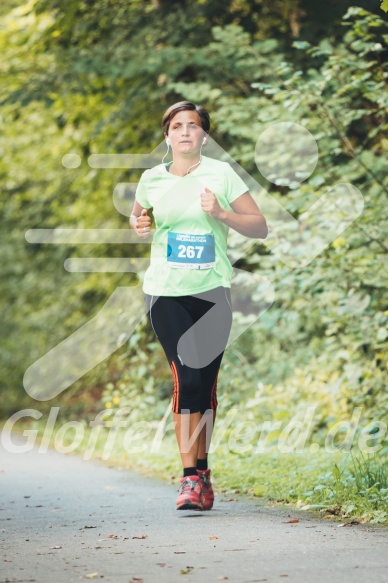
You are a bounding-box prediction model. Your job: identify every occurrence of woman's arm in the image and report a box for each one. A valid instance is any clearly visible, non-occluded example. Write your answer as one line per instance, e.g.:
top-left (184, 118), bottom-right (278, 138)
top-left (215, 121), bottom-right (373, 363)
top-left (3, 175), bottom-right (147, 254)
top-left (200, 189), bottom-right (268, 239)
top-left (129, 200), bottom-right (152, 238)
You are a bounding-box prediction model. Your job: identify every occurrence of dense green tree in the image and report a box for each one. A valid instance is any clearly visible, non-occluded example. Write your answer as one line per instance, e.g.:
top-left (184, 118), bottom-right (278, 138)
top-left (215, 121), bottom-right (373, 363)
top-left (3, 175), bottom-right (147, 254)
top-left (0, 0), bottom-right (386, 429)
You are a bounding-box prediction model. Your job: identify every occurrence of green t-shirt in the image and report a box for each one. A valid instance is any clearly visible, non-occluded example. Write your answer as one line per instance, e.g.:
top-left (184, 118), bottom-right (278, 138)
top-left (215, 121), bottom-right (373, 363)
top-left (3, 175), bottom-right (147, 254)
top-left (135, 155), bottom-right (249, 296)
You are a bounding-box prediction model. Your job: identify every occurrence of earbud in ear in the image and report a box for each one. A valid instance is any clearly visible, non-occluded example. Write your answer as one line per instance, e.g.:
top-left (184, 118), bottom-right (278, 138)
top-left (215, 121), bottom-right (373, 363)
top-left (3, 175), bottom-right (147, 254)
top-left (165, 137), bottom-right (170, 146)
top-left (202, 137), bottom-right (207, 145)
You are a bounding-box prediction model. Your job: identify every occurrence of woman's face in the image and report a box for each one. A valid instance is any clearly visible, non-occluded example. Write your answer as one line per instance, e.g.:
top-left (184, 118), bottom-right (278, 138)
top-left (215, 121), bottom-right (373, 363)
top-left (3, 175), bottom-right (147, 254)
top-left (166, 110), bottom-right (206, 154)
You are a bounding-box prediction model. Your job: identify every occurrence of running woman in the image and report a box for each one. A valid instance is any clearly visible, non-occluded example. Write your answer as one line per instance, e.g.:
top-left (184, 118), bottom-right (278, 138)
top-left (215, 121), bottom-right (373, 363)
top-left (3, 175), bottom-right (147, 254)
top-left (129, 101), bottom-right (268, 511)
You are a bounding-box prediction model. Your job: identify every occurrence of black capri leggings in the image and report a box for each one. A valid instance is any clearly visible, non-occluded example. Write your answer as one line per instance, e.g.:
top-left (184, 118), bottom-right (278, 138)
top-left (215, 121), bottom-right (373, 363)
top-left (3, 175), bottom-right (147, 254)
top-left (144, 286), bottom-right (233, 414)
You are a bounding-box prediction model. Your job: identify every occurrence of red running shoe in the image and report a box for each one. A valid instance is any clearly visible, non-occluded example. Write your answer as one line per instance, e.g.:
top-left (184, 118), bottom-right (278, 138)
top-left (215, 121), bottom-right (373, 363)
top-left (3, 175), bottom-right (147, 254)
top-left (197, 469), bottom-right (214, 510)
top-left (176, 475), bottom-right (203, 511)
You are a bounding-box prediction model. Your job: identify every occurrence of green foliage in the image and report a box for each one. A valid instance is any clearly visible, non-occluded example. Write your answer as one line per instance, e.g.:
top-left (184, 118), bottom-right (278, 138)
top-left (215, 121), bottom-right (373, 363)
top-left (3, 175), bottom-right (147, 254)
top-left (351, 451), bottom-right (388, 492)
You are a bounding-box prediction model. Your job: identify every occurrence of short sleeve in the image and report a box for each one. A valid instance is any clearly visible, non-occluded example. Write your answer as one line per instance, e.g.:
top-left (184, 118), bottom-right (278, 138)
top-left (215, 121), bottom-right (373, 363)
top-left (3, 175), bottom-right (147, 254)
top-left (224, 163), bottom-right (250, 205)
top-left (135, 171), bottom-right (152, 209)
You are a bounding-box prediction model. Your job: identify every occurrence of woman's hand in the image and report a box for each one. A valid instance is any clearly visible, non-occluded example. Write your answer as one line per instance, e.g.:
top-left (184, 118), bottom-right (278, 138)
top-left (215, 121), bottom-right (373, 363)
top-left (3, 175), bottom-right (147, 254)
top-left (131, 209), bottom-right (151, 238)
top-left (200, 187), bottom-right (225, 220)
top-left (201, 189), bottom-right (268, 238)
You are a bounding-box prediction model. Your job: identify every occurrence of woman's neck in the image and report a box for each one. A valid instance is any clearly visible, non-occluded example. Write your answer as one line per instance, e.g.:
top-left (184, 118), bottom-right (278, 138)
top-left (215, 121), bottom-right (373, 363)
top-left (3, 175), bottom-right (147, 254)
top-left (168, 155), bottom-right (202, 176)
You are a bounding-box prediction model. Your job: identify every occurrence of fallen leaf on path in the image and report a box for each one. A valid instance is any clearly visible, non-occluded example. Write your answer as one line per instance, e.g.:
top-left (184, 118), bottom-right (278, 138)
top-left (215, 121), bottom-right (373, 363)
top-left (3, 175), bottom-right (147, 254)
top-left (157, 563), bottom-right (166, 567)
top-left (129, 578), bottom-right (144, 583)
top-left (325, 505), bottom-right (342, 515)
top-left (283, 519), bottom-right (299, 524)
top-left (180, 566), bottom-right (194, 575)
top-left (85, 573), bottom-right (99, 579)
top-left (218, 577), bottom-right (228, 580)
top-left (280, 574), bottom-right (289, 577)
top-left (50, 545), bottom-right (62, 549)
top-left (82, 525), bottom-right (97, 529)
top-left (107, 534), bottom-right (119, 538)
top-left (338, 521), bottom-right (360, 527)
top-left (209, 535), bottom-right (219, 540)
top-left (132, 534), bottom-right (148, 539)
top-left (174, 551), bottom-right (186, 554)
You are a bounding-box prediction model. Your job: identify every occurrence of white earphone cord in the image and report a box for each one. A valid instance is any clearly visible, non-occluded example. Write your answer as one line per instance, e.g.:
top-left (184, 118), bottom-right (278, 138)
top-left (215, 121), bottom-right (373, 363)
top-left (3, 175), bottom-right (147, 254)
top-left (161, 142), bottom-right (170, 165)
top-left (161, 140), bottom-right (206, 174)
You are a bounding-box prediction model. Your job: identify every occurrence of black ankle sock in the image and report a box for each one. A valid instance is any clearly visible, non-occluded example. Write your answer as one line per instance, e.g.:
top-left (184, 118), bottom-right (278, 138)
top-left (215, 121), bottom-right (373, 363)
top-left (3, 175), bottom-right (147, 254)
top-left (183, 467), bottom-right (198, 478)
top-left (196, 458), bottom-right (208, 471)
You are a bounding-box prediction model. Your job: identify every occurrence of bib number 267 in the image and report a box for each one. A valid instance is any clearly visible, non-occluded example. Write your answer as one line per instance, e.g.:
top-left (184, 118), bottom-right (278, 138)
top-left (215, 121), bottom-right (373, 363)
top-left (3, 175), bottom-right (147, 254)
top-left (167, 232), bottom-right (215, 269)
top-left (178, 245), bottom-right (204, 259)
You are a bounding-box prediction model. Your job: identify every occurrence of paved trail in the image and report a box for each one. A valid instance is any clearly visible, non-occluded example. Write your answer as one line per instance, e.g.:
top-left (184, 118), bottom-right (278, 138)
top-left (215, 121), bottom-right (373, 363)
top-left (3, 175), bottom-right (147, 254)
top-left (1, 435), bottom-right (388, 583)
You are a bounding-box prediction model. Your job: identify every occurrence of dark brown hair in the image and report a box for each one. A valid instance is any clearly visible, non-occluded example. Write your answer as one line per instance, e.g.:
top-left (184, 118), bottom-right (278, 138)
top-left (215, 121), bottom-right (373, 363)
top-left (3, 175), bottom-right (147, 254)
top-left (162, 101), bottom-right (210, 135)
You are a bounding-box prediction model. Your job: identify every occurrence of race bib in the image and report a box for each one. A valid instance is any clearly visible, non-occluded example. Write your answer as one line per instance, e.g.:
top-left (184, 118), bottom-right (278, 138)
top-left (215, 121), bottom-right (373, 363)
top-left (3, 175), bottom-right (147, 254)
top-left (167, 232), bottom-right (215, 269)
